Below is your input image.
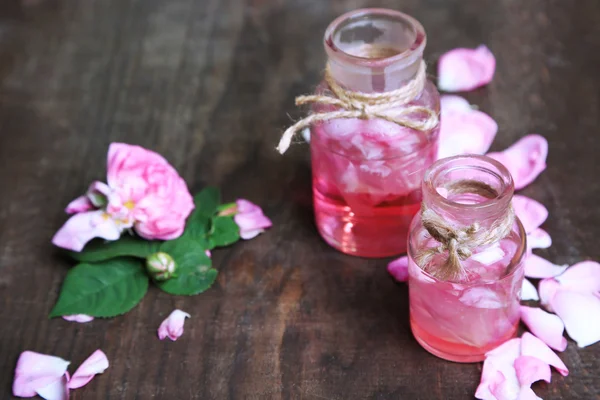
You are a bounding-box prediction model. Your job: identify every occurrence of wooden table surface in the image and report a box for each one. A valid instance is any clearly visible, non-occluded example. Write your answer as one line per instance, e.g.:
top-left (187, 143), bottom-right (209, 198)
top-left (1, 0), bottom-right (599, 399)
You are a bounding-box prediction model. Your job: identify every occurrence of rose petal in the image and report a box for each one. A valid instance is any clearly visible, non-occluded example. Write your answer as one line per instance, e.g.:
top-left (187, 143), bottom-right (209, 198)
top-left (514, 355), bottom-right (552, 386)
top-left (13, 351), bottom-right (70, 397)
top-left (438, 95), bottom-right (498, 159)
top-left (554, 261), bottom-right (600, 295)
top-left (35, 374), bottom-right (69, 400)
top-left (62, 315), bottom-right (94, 323)
top-left (65, 196), bottom-right (94, 214)
top-left (440, 95), bottom-right (472, 112)
top-left (521, 279), bottom-right (539, 301)
top-left (67, 350), bottom-right (109, 389)
top-left (387, 256), bottom-right (408, 282)
top-left (527, 229), bottom-right (552, 250)
top-left (52, 210), bottom-right (122, 252)
top-left (551, 290), bottom-right (600, 348)
top-left (512, 195), bottom-right (548, 234)
top-left (521, 332), bottom-right (568, 376)
top-left (437, 45), bottom-right (496, 92)
top-left (477, 338), bottom-right (522, 400)
top-left (520, 306), bottom-right (567, 351)
top-left (538, 278), bottom-right (561, 310)
top-left (234, 199), bottom-right (272, 240)
top-left (487, 135), bottom-right (548, 190)
top-left (158, 309), bottom-right (190, 341)
top-left (524, 254), bottom-right (568, 279)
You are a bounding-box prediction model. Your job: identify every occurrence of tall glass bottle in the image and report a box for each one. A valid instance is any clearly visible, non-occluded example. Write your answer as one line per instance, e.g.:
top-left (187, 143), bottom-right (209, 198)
top-left (311, 9), bottom-right (440, 258)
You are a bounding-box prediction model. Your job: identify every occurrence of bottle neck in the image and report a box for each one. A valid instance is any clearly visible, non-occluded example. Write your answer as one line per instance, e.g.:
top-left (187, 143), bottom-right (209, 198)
top-left (324, 8), bottom-right (426, 93)
top-left (422, 156), bottom-right (515, 230)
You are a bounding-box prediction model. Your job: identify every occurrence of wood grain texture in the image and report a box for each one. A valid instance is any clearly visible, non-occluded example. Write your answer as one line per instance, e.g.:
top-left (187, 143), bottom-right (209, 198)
top-left (1, 0), bottom-right (599, 398)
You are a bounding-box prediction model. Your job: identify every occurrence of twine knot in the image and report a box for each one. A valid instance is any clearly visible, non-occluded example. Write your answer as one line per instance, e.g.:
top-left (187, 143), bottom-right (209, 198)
top-left (276, 60), bottom-right (439, 154)
top-left (414, 180), bottom-right (516, 282)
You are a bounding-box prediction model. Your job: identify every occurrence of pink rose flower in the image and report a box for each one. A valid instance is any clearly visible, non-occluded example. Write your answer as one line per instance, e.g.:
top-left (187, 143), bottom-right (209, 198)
top-left (232, 199), bottom-right (272, 240)
top-left (52, 143), bottom-right (194, 251)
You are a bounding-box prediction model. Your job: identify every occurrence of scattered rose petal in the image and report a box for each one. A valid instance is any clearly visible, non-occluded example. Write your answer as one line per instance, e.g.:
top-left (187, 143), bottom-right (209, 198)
top-left (551, 290), bottom-right (600, 348)
top-left (13, 351), bottom-right (70, 398)
top-left (62, 315), bottom-right (94, 323)
top-left (437, 45), bottom-right (496, 92)
top-left (521, 279), bottom-right (539, 301)
top-left (65, 196), bottom-right (93, 214)
top-left (512, 195), bottom-right (548, 234)
top-left (538, 278), bottom-right (561, 309)
top-left (520, 306), bottom-right (567, 351)
top-left (52, 210), bottom-right (121, 252)
top-left (524, 254), bottom-right (568, 279)
top-left (437, 95), bottom-right (498, 159)
top-left (67, 350), bottom-right (109, 390)
top-left (553, 261), bottom-right (600, 294)
top-left (387, 256), bottom-right (408, 282)
top-left (234, 199), bottom-right (272, 240)
top-left (35, 374), bottom-right (69, 400)
top-left (158, 309), bottom-right (190, 341)
top-left (477, 339), bottom-right (521, 400)
top-left (487, 135), bottom-right (548, 190)
top-left (521, 332), bottom-right (568, 376)
top-left (514, 355), bottom-right (552, 386)
top-left (527, 228), bottom-right (552, 250)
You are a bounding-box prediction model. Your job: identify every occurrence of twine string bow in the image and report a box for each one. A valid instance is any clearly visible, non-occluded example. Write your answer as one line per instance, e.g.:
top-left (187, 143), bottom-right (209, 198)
top-left (415, 180), bottom-right (516, 282)
top-left (276, 60), bottom-right (439, 154)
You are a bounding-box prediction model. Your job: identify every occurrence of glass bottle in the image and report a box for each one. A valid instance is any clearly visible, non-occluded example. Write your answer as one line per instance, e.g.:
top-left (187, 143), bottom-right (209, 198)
top-left (407, 155), bottom-right (526, 363)
top-left (311, 8), bottom-right (440, 258)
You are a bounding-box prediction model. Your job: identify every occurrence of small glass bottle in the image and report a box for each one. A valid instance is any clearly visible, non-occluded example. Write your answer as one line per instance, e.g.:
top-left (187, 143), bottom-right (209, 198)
top-left (311, 9), bottom-right (440, 258)
top-left (407, 155), bottom-right (526, 363)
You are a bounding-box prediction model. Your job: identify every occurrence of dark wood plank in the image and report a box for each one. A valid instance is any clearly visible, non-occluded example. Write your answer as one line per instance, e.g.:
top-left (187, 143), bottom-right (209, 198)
top-left (0, 0), bottom-right (599, 398)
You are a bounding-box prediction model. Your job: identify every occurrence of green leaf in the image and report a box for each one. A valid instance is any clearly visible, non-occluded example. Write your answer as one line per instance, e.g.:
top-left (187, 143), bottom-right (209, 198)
top-left (50, 258), bottom-right (149, 318)
top-left (208, 216), bottom-right (240, 249)
top-left (157, 239), bottom-right (217, 295)
top-left (193, 187), bottom-right (220, 218)
top-left (65, 236), bottom-right (161, 263)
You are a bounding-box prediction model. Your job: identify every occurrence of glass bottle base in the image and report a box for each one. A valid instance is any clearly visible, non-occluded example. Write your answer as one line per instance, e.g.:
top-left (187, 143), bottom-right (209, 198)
top-left (410, 319), bottom-right (518, 363)
top-left (314, 190), bottom-right (418, 258)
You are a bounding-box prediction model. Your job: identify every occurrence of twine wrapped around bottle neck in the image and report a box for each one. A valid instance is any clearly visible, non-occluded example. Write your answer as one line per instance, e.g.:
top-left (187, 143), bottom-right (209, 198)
top-left (415, 180), bottom-right (516, 282)
top-left (276, 60), bottom-right (439, 154)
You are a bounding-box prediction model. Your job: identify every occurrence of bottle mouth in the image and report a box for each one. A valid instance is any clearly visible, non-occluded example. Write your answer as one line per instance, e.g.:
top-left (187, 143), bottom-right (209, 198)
top-left (324, 8), bottom-right (426, 68)
top-left (423, 155), bottom-right (514, 212)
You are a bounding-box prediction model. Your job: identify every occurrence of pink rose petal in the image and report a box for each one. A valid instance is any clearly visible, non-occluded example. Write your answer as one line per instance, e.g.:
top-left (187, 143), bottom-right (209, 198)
top-left (13, 351), bottom-right (70, 397)
top-left (520, 306), bottom-right (567, 351)
top-left (512, 195), bottom-right (548, 234)
top-left (554, 261), bottom-right (600, 294)
top-left (487, 135), bottom-right (548, 190)
top-left (524, 254), bottom-right (568, 279)
top-left (234, 199), bottom-right (272, 240)
top-left (35, 374), bottom-right (69, 400)
top-left (67, 350), bottom-right (109, 389)
top-left (62, 315), bottom-right (94, 323)
top-left (158, 309), bottom-right (190, 341)
top-left (65, 196), bottom-right (94, 214)
top-left (521, 279), bottom-right (539, 301)
top-left (514, 355), bottom-right (552, 386)
top-left (521, 332), bottom-right (568, 376)
top-left (551, 290), bottom-right (600, 348)
top-left (52, 210), bottom-right (122, 252)
top-left (437, 45), bottom-right (496, 92)
top-left (438, 95), bottom-right (498, 159)
top-left (538, 278), bottom-right (561, 309)
top-left (387, 256), bottom-right (408, 282)
top-left (527, 228), bottom-right (552, 250)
